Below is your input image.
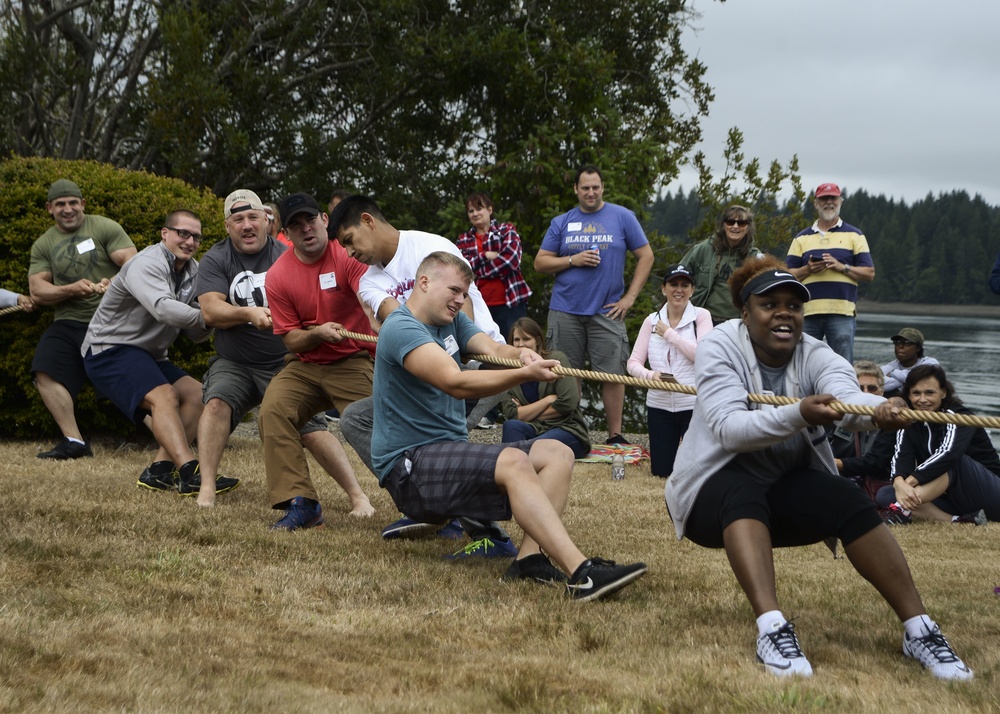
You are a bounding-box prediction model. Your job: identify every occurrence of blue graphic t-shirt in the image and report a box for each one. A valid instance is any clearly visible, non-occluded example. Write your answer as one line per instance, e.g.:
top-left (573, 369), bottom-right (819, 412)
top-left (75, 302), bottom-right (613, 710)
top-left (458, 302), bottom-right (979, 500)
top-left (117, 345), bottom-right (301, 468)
top-left (539, 202), bottom-right (648, 315)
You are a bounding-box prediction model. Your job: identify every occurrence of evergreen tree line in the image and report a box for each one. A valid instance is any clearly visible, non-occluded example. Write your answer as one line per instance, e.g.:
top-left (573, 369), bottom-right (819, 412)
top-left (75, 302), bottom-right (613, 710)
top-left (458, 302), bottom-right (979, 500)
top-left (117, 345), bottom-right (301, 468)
top-left (646, 188), bottom-right (1000, 305)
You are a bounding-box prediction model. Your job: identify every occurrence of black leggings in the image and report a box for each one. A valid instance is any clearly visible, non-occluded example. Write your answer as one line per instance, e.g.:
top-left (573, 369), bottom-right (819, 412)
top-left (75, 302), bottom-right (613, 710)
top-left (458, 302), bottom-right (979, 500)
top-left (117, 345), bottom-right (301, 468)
top-left (685, 463), bottom-right (883, 549)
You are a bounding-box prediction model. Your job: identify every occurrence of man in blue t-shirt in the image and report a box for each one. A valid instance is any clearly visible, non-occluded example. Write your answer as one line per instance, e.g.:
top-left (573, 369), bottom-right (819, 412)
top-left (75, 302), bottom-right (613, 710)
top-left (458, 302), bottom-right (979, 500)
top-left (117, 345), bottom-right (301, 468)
top-left (534, 165), bottom-right (654, 445)
top-left (371, 250), bottom-right (647, 601)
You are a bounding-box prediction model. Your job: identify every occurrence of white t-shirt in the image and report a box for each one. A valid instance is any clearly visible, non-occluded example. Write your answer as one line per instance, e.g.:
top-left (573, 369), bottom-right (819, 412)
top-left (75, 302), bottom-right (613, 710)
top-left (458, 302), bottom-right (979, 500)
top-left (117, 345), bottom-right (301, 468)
top-left (359, 230), bottom-right (504, 342)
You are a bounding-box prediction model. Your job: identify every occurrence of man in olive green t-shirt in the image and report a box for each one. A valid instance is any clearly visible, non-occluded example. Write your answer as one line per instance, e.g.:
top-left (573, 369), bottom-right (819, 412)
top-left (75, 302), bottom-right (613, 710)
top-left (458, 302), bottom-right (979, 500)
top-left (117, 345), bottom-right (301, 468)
top-left (27, 179), bottom-right (137, 459)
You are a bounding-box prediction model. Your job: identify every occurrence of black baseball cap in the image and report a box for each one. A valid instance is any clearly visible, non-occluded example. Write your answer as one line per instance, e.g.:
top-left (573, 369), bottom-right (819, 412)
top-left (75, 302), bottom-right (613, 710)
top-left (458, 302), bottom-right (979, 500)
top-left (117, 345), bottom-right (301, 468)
top-left (740, 270), bottom-right (811, 305)
top-left (278, 193), bottom-right (321, 226)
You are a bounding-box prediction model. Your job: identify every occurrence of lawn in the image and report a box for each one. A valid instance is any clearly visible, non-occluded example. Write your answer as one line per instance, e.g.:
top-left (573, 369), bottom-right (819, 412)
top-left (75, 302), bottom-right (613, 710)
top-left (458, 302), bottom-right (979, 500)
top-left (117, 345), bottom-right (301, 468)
top-left (1, 431), bottom-right (996, 713)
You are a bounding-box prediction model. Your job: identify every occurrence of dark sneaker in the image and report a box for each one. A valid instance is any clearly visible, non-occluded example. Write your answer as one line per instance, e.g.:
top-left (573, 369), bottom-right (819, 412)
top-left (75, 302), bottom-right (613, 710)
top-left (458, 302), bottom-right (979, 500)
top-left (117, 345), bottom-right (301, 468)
top-left (953, 509), bottom-right (987, 525)
top-left (756, 621), bottom-right (813, 677)
top-left (445, 536), bottom-right (519, 559)
top-left (270, 496), bottom-right (325, 531)
top-left (137, 461), bottom-right (177, 492)
top-left (879, 503), bottom-right (912, 525)
top-left (605, 433), bottom-right (630, 446)
top-left (38, 438), bottom-right (93, 460)
top-left (436, 520), bottom-right (465, 539)
top-left (501, 553), bottom-right (567, 584)
top-left (565, 558), bottom-right (647, 602)
top-left (903, 623), bottom-right (973, 680)
top-left (381, 517), bottom-right (442, 540)
top-left (176, 464), bottom-right (241, 497)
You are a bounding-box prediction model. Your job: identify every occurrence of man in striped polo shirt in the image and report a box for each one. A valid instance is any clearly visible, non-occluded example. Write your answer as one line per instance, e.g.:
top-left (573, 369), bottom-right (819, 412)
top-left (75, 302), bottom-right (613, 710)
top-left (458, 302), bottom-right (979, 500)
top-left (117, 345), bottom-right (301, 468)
top-left (786, 183), bottom-right (875, 363)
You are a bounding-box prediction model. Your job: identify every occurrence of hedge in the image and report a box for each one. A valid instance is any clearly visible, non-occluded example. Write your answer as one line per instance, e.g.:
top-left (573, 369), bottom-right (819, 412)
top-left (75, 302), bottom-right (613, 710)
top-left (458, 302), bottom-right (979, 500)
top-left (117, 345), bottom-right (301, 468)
top-left (0, 156), bottom-right (225, 439)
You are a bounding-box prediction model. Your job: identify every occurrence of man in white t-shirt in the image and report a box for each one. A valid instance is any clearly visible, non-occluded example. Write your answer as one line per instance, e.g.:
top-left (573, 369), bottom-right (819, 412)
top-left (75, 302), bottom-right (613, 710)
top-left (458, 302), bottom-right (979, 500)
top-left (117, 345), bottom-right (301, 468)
top-left (328, 195), bottom-right (515, 555)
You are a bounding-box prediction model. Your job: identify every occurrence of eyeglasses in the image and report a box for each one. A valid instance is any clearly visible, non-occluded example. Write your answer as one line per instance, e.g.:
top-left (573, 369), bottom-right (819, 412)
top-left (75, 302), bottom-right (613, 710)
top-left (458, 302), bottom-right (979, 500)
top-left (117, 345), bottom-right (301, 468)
top-left (724, 219), bottom-right (750, 227)
top-left (164, 226), bottom-right (203, 243)
top-left (860, 384), bottom-right (882, 393)
top-left (891, 338), bottom-right (917, 347)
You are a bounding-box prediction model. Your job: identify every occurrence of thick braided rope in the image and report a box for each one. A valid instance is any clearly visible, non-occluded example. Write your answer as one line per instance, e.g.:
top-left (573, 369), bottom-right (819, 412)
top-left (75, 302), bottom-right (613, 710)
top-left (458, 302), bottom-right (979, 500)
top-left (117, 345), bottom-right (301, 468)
top-left (0, 304), bottom-right (27, 317)
top-left (339, 328), bottom-right (1000, 429)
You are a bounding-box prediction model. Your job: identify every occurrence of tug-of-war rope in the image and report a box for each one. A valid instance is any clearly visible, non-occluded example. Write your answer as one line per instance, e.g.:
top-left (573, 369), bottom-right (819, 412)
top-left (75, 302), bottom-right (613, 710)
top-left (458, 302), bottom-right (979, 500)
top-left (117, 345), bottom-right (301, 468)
top-left (332, 328), bottom-right (1000, 431)
top-left (5, 300), bottom-right (995, 431)
top-left (0, 304), bottom-right (27, 318)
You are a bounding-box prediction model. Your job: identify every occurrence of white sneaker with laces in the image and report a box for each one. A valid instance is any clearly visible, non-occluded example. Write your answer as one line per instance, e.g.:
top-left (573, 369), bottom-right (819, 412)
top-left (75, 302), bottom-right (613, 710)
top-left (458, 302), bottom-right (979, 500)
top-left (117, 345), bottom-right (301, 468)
top-left (903, 624), bottom-right (973, 680)
top-left (756, 621), bottom-right (813, 677)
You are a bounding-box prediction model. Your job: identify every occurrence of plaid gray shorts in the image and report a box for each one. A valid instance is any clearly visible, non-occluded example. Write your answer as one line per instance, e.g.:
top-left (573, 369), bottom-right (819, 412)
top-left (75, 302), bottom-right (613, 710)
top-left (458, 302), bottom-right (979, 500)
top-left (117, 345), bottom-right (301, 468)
top-left (383, 440), bottom-right (533, 524)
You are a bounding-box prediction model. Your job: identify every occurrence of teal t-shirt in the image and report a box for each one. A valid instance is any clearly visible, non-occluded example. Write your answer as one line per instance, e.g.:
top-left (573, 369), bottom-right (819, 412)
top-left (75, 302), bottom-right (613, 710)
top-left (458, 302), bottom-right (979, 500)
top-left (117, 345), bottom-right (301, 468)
top-left (371, 306), bottom-right (483, 483)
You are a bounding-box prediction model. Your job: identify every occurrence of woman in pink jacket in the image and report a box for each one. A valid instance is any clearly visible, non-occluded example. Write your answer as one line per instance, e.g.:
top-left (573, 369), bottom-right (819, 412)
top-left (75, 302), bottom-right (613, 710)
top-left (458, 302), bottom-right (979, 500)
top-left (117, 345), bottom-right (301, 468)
top-left (627, 264), bottom-right (713, 477)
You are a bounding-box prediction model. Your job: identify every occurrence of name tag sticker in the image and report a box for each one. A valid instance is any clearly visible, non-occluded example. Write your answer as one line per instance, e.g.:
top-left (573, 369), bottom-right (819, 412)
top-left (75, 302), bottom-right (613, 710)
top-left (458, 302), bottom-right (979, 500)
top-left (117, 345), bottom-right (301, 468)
top-left (443, 335), bottom-right (459, 355)
top-left (567, 222), bottom-right (582, 232)
top-left (76, 238), bottom-right (96, 254)
top-left (319, 272), bottom-right (338, 290)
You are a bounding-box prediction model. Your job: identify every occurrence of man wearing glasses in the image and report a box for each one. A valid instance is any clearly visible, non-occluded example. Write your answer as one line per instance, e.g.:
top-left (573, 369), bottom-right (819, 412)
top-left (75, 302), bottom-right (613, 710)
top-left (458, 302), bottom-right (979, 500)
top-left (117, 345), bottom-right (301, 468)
top-left (27, 179), bottom-right (136, 460)
top-left (82, 209), bottom-right (214, 496)
top-left (786, 183), bottom-right (875, 363)
top-left (191, 190), bottom-right (374, 515)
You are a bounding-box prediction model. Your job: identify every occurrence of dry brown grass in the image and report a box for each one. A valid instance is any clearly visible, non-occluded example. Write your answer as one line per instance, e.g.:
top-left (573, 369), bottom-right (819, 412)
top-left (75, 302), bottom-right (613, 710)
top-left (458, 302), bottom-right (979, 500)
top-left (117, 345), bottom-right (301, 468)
top-left (1, 429), bottom-right (998, 713)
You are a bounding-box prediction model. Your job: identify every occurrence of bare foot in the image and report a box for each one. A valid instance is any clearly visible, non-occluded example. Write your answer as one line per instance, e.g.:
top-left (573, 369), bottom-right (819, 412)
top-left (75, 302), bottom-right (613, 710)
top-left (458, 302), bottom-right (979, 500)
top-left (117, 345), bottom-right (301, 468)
top-left (349, 496), bottom-right (375, 518)
top-left (197, 483), bottom-right (216, 509)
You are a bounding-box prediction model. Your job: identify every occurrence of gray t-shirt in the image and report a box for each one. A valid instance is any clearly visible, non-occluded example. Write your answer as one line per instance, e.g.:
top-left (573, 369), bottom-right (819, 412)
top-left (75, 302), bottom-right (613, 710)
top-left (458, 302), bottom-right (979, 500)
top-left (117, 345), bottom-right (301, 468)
top-left (194, 237), bottom-right (289, 367)
top-left (733, 362), bottom-right (811, 484)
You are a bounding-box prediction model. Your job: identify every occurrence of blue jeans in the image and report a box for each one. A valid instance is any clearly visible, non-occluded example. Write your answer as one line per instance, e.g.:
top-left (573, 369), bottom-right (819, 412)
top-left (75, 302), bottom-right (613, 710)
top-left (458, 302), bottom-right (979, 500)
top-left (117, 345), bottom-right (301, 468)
top-left (803, 314), bottom-right (856, 363)
top-left (647, 406), bottom-right (692, 478)
top-left (501, 420), bottom-right (589, 459)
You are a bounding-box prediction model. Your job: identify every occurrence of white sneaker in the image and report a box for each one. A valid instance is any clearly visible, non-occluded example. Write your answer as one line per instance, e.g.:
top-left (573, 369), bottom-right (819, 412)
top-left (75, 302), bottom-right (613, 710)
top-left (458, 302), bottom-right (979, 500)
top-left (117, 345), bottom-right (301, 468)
top-left (903, 624), bottom-right (973, 680)
top-left (756, 621), bottom-right (813, 677)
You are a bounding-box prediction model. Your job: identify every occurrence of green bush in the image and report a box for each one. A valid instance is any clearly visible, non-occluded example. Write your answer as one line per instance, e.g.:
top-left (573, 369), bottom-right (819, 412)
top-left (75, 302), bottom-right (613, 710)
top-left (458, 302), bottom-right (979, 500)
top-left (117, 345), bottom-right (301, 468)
top-left (0, 156), bottom-right (224, 438)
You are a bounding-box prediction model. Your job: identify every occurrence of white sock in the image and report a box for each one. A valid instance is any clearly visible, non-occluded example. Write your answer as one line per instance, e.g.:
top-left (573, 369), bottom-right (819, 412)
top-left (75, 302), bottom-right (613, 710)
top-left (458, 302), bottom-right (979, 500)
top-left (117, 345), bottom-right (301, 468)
top-left (904, 614), bottom-right (936, 639)
top-left (757, 610), bottom-right (786, 636)
top-left (894, 501), bottom-right (912, 516)
top-left (66, 437), bottom-right (85, 445)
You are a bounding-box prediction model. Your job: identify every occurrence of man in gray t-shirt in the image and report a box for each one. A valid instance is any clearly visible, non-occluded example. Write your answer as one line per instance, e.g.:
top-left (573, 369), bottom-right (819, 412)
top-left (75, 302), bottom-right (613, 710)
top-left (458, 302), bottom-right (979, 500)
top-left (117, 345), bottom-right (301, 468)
top-left (192, 189), bottom-right (374, 516)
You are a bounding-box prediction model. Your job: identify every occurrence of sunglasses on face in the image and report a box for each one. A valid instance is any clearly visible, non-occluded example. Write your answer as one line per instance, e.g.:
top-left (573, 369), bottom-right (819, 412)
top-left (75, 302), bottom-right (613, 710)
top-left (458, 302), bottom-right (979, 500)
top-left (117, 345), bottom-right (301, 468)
top-left (724, 219), bottom-right (750, 227)
top-left (860, 384), bottom-right (882, 393)
top-left (892, 339), bottom-right (917, 347)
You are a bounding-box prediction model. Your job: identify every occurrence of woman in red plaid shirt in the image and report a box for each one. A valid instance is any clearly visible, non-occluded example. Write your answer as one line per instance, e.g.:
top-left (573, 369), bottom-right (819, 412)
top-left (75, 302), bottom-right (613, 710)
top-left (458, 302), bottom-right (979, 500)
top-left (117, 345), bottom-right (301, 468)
top-left (456, 192), bottom-right (531, 342)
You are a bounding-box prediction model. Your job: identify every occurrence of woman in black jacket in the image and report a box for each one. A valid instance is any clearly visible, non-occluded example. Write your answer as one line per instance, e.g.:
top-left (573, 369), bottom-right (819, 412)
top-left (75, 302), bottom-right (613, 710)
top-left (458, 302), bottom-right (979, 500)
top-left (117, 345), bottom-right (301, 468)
top-left (876, 364), bottom-right (1000, 524)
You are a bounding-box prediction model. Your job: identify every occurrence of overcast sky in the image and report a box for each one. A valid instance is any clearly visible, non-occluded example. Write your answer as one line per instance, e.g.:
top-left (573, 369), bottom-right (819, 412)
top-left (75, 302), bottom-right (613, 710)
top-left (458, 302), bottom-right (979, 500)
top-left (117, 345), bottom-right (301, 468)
top-left (673, 0), bottom-right (1000, 207)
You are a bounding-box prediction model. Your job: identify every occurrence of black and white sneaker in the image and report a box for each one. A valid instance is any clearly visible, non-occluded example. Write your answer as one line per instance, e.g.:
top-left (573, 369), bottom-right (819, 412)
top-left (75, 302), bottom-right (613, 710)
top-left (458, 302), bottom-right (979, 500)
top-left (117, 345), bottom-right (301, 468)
top-left (953, 509), bottom-right (987, 525)
top-left (502, 554), bottom-right (567, 585)
top-left (756, 621), bottom-right (813, 677)
top-left (565, 558), bottom-right (647, 602)
top-left (903, 623), bottom-right (973, 680)
top-left (38, 438), bottom-right (93, 460)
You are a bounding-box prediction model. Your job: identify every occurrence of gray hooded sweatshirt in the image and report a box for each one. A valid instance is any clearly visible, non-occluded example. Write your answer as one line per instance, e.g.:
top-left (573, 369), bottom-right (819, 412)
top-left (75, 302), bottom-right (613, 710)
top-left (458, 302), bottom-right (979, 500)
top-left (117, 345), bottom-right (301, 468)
top-left (665, 319), bottom-right (886, 540)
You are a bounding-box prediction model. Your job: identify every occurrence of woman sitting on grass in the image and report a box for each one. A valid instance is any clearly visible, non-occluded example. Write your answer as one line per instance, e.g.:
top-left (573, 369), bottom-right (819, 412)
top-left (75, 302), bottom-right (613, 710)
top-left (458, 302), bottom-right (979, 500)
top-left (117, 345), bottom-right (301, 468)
top-left (665, 255), bottom-right (972, 680)
top-left (626, 264), bottom-right (712, 477)
top-left (876, 363), bottom-right (1000, 525)
top-left (499, 317), bottom-right (591, 459)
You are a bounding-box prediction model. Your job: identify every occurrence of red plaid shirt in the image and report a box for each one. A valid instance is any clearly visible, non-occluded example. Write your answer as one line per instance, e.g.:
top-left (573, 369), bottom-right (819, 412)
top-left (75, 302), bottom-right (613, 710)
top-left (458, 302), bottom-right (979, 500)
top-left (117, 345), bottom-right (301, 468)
top-left (455, 219), bottom-right (531, 308)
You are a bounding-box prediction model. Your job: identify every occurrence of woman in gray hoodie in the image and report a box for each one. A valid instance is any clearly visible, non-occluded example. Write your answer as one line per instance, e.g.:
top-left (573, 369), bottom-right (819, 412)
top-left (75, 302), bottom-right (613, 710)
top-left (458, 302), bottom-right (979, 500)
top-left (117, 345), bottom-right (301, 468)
top-left (665, 256), bottom-right (972, 682)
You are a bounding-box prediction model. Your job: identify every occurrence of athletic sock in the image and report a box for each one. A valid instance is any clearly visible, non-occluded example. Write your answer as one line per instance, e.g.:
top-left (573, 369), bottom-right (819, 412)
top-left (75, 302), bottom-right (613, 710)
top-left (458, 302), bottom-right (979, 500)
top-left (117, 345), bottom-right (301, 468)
top-left (903, 614), bottom-right (936, 639)
top-left (67, 437), bottom-right (85, 445)
top-left (757, 610), bottom-right (787, 636)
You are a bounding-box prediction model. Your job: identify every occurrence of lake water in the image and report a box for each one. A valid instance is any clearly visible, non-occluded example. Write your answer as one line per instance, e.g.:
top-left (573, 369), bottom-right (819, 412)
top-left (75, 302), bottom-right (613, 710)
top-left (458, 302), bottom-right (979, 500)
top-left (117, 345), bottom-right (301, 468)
top-left (855, 312), bottom-right (1000, 448)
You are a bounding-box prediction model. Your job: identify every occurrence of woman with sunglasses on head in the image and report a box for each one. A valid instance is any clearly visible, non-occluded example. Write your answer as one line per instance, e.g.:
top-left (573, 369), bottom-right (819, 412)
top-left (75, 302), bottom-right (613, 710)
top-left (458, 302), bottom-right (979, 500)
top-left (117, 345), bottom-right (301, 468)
top-left (665, 255), bottom-right (972, 681)
top-left (831, 361), bottom-right (896, 503)
top-left (626, 264), bottom-right (712, 477)
top-left (680, 205), bottom-right (764, 326)
top-left (876, 363), bottom-right (1000, 525)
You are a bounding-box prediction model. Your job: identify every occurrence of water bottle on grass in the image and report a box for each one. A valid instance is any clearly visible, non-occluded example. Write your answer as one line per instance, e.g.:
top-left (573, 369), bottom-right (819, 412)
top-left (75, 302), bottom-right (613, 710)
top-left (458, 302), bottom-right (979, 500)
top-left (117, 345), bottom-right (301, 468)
top-left (612, 451), bottom-right (625, 481)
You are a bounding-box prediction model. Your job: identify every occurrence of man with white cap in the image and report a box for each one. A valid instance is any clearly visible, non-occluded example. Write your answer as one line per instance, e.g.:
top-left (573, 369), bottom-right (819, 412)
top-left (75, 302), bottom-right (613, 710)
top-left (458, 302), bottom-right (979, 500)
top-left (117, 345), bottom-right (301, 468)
top-left (192, 189), bottom-right (375, 514)
top-left (28, 179), bottom-right (136, 459)
top-left (257, 192), bottom-right (378, 531)
top-left (786, 182), bottom-right (875, 363)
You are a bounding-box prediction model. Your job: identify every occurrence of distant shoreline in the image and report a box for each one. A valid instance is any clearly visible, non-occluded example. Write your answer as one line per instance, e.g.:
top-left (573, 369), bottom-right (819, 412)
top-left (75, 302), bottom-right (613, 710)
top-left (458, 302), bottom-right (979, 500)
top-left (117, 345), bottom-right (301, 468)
top-left (857, 299), bottom-right (1000, 318)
